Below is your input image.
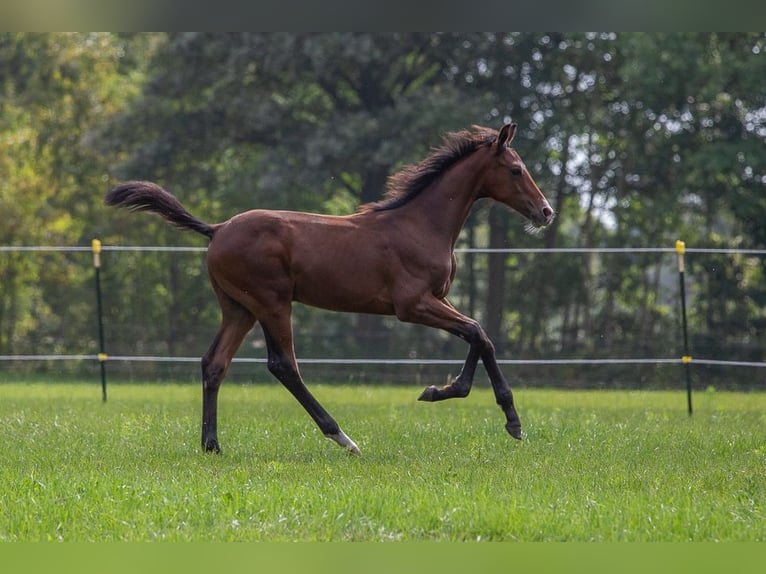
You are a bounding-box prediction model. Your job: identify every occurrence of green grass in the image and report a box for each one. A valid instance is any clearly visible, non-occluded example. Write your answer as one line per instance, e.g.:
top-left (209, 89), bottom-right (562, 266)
top-left (0, 382), bottom-right (764, 541)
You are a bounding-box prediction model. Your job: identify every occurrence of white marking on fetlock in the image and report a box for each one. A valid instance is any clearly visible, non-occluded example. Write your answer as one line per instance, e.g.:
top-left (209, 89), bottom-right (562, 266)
top-left (326, 430), bottom-right (361, 455)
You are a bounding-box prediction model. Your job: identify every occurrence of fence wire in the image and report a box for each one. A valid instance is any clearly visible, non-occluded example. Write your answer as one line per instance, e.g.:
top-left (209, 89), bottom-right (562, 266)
top-left (5, 245), bottom-right (766, 254)
top-left (2, 243), bottom-right (765, 372)
top-left (2, 354), bottom-right (764, 369)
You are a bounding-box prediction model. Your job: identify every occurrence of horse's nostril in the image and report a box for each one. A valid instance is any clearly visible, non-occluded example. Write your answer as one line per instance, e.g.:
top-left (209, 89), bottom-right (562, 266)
top-left (542, 206), bottom-right (553, 219)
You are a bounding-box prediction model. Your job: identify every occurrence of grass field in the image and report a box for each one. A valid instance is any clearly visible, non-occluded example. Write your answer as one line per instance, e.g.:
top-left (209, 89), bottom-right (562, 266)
top-left (0, 382), bottom-right (763, 541)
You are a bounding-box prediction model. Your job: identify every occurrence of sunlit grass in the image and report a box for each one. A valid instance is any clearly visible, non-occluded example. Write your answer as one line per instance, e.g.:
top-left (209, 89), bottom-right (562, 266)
top-left (0, 383), bottom-right (763, 541)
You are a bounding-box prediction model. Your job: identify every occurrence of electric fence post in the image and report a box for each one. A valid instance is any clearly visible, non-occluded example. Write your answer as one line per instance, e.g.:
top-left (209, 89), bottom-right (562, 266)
top-left (92, 239), bottom-right (108, 402)
top-left (676, 239), bottom-right (692, 415)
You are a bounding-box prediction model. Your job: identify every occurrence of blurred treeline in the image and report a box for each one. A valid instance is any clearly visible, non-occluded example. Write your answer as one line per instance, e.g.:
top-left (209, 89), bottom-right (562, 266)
top-left (1, 33), bottom-right (764, 387)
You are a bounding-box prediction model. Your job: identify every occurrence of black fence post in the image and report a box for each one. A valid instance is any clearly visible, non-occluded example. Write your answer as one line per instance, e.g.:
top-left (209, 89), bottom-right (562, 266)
top-left (676, 239), bottom-right (692, 415)
top-left (93, 239), bottom-right (107, 402)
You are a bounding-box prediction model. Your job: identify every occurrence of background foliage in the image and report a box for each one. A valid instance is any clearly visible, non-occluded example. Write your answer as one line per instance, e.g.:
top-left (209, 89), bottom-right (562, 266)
top-left (1, 33), bottom-right (764, 387)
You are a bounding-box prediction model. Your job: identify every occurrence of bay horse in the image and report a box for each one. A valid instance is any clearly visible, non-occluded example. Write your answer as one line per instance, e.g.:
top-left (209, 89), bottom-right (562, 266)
top-left (105, 123), bottom-right (554, 455)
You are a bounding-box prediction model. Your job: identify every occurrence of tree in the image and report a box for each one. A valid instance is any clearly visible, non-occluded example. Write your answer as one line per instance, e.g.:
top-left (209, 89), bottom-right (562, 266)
top-left (0, 33), bottom-right (147, 356)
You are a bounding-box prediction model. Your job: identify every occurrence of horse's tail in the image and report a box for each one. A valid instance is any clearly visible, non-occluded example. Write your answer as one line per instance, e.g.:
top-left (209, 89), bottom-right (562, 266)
top-left (105, 181), bottom-right (217, 239)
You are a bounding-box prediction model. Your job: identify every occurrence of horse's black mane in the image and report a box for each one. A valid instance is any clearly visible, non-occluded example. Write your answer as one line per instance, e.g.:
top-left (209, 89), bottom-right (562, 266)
top-left (359, 126), bottom-right (498, 213)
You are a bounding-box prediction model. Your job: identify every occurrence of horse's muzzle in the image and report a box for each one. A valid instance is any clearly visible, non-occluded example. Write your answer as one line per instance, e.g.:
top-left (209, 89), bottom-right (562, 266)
top-left (530, 203), bottom-right (555, 227)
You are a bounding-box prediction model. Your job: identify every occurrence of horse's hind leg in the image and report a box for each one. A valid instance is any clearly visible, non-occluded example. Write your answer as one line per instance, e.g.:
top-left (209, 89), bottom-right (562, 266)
top-left (201, 290), bottom-right (255, 453)
top-left (260, 312), bottom-right (360, 455)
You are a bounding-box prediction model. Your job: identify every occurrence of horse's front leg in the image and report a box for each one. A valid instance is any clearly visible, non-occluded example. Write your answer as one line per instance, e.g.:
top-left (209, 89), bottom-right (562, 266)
top-left (420, 324), bottom-right (522, 439)
top-left (480, 348), bottom-right (522, 440)
top-left (417, 343), bottom-right (479, 401)
top-left (395, 296), bottom-right (480, 401)
top-left (398, 294), bottom-right (523, 440)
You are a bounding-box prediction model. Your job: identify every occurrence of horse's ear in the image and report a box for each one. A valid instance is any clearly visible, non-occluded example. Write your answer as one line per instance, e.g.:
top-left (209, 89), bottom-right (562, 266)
top-left (496, 123), bottom-right (518, 154)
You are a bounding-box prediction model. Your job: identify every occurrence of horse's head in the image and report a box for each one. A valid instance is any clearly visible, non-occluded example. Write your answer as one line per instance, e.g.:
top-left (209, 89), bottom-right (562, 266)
top-left (479, 123), bottom-right (554, 230)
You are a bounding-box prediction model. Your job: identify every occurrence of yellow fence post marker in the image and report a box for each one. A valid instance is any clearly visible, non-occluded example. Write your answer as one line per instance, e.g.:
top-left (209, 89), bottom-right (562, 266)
top-left (675, 239), bottom-right (685, 272)
top-left (92, 238), bottom-right (101, 268)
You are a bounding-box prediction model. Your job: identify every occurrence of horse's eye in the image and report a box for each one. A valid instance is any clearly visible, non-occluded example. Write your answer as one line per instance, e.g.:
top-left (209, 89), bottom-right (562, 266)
top-left (510, 167), bottom-right (522, 176)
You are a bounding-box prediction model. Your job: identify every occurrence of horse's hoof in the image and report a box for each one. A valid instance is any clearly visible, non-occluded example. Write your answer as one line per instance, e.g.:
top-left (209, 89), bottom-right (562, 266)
top-left (505, 422), bottom-right (523, 441)
top-left (417, 385), bottom-right (439, 402)
top-left (202, 439), bottom-right (221, 454)
top-left (347, 444), bottom-right (361, 456)
top-left (326, 430), bottom-right (361, 456)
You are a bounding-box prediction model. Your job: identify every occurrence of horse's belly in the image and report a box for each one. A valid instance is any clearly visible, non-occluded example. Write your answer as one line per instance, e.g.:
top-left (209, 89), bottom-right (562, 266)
top-left (292, 265), bottom-right (395, 315)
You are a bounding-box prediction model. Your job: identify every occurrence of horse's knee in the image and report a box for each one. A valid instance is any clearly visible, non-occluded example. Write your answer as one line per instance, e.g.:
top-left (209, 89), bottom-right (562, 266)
top-left (464, 320), bottom-right (494, 353)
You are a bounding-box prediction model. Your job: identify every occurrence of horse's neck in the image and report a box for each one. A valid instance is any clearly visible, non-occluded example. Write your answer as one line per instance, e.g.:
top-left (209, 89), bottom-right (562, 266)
top-left (397, 156), bottom-right (483, 249)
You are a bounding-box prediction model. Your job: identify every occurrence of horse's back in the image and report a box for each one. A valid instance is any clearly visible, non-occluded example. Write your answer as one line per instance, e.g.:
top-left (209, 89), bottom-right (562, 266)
top-left (209, 208), bottom-right (367, 262)
top-left (206, 209), bottom-right (396, 314)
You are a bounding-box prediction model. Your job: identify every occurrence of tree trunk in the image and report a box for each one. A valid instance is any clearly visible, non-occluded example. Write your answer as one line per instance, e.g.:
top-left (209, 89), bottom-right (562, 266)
top-left (486, 205), bottom-right (509, 354)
